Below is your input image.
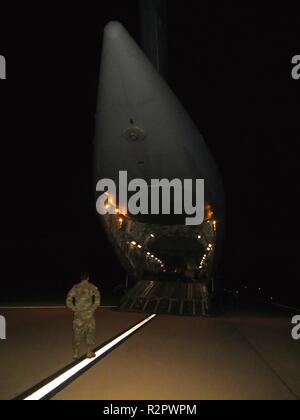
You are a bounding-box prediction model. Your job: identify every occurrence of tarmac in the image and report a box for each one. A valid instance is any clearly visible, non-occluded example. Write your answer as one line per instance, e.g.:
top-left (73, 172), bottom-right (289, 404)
top-left (0, 305), bottom-right (299, 400)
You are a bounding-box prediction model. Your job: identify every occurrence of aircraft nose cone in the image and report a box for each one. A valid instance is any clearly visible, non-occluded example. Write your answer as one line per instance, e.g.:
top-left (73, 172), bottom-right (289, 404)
top-left (104, 21), bottom-right (124, 39)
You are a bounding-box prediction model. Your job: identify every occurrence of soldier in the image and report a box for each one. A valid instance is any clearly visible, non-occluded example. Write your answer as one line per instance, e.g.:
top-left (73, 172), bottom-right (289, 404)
top-left (200, 280), bottom-right (210, 316)
top-left (66, 273), bottom-right (101, 360)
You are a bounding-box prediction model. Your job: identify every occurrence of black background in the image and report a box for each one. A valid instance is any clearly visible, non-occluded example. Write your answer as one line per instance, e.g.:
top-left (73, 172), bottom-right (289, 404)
top-left (0, 2), bottom-right (299, 305)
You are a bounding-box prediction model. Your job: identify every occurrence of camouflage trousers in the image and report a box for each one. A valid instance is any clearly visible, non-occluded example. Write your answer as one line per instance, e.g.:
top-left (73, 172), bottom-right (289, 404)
top-left (73, 316), bottom-right (96, 355)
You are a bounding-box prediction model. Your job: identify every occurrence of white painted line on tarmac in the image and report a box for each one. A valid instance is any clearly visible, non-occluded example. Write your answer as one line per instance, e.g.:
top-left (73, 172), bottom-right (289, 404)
top-left (22, 314), bottom-right (157, 400)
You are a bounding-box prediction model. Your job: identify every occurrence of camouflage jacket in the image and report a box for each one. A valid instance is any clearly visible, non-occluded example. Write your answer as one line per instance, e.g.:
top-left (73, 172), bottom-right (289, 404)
top-left (66, 281), bottom-right (101, 319)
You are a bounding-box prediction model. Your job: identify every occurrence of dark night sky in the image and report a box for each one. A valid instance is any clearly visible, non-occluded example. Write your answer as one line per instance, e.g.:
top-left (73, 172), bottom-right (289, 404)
top-left (0, 3), bottom-right (299, 304)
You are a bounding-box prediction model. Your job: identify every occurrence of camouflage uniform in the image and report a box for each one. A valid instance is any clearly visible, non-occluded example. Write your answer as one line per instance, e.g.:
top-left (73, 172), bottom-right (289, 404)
top-left (66, 280), bottom-right (101, 359)
top-left (200, 282), bottom-right (209, 316)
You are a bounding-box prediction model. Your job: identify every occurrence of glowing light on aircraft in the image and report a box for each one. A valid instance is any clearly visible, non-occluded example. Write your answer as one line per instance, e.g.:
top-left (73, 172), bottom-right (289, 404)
top-left (213, 220), bottom-right (217, 232)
